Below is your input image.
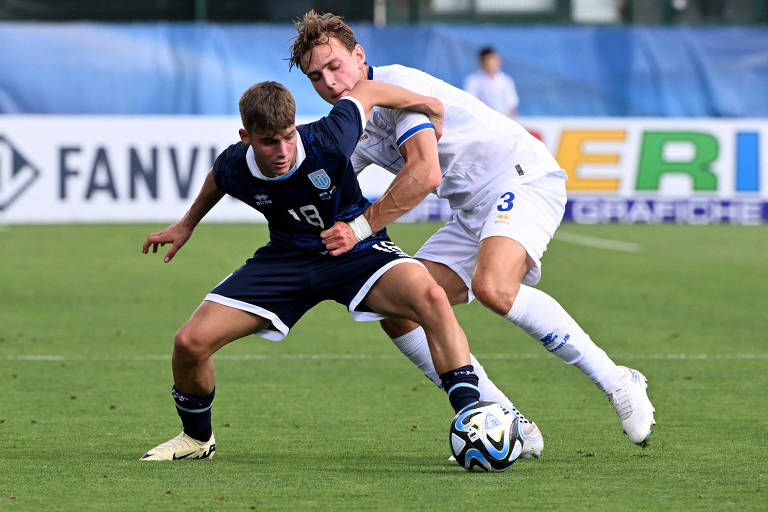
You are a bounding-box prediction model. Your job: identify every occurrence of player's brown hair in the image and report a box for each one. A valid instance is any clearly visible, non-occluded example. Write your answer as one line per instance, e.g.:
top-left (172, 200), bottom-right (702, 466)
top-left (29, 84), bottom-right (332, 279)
top-left (238, 81), bottom-right (296, 134)
top-left (289, 10), bottom-right (358, 73)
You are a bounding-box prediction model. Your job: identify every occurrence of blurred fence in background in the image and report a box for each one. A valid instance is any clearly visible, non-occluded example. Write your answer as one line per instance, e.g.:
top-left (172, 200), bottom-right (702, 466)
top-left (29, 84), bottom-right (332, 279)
top-left (0, 0), bottom-right (766, 24)
top-left (1, 23), bottom-right (766, 117)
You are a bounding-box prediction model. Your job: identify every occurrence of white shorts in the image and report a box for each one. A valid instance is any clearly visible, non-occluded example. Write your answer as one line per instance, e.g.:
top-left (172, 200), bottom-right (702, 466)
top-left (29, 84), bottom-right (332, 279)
top-left (414, 170), bottom-right (567, 303)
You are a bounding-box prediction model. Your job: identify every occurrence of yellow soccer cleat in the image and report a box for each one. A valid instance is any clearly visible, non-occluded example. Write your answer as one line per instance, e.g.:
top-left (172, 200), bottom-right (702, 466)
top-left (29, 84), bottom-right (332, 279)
top-left (140, 431), bottom-right (216, 461)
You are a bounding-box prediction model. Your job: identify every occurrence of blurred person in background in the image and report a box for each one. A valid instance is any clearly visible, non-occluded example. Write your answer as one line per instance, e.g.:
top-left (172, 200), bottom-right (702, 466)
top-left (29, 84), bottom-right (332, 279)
top-left (463, 47), bottom-right (519, 118)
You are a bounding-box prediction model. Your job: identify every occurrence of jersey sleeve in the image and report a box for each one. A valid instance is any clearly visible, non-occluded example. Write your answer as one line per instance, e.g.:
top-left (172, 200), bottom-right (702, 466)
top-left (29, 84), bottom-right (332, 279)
top-left (211, 144), bottom-right (235, 191)
top-left (370, 66), bottom-right (437, 147)
top-left (315, 97), bottom-right (366, 158)
top-left (350, 150), bottom-right (371, 175)
top-left (390, 108), bottom-right (435, 148)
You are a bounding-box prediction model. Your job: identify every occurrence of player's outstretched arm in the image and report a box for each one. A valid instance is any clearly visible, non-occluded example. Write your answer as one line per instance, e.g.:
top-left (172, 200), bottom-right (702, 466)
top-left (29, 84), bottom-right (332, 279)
top-left (320, 82), bottom-right (442, 256)
top-left (365, 130), bottom-right (441, 229)
top-left (320, 130), bottom-right (440, 256)
top-left (348, 80), bottom-right (443, 139)
top-left (142, 169), bottom-right (225, 263)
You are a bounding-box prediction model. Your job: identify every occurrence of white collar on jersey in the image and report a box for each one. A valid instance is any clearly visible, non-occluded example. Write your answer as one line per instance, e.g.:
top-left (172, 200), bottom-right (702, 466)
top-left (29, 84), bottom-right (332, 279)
top-left (245, 131), bottom-right (306, 181)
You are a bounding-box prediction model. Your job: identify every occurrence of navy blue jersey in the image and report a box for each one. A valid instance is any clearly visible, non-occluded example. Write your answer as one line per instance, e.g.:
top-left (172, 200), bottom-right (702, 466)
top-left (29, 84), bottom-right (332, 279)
top-left (213, 98), bottom-right (386, 252)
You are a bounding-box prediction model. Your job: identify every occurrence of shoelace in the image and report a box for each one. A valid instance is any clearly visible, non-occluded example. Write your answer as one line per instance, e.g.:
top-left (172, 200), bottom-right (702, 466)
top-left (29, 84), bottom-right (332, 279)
top-left (152, 432), bottom-right (200, 452)
top-left (508, 404), bottom-right (531, 425)
top-left (607, 386), bottom-right (633, 420)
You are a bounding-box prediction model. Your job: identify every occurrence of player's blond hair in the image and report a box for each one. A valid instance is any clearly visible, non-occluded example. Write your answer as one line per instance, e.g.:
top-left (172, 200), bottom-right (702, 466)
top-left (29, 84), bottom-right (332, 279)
top-left (289, 10), bottom-right (358, 73)
top-left (238, 81), bottom-right (295, 134)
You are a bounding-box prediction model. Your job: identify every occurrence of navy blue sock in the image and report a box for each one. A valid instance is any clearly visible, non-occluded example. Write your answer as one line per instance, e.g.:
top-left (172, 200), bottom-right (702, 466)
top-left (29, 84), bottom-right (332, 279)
top-left (172, 386), bottom-right (214, 442)
top-left (439, 365), bottom-right (480, 413)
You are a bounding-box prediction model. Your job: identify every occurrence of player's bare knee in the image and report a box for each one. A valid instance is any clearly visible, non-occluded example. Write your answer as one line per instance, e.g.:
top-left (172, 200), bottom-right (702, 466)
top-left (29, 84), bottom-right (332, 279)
top-left (411, 283), bottom-right (452, 325)
top-left (425, 283), bottom-right (452, 311)
top-left (173, 327), bottom-right (210, 364)
top-left (472, 278), bottom-right (520, 316)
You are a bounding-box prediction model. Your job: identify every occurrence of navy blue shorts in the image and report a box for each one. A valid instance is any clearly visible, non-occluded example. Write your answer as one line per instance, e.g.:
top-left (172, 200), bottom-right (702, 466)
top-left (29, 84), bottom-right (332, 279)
top-left (204, 240), bottom-right (418, 340)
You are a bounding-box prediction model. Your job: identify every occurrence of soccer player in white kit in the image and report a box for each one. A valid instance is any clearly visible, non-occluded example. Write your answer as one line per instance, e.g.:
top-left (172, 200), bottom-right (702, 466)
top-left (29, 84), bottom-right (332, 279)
top-left (290, 11), bottom-right (656, 448)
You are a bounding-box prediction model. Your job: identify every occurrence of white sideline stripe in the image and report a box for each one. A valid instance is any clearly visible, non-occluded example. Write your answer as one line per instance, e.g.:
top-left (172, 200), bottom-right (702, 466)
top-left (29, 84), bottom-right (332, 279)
top-left (2, 353), bottom-right (767, 362)
top-left (554, 231), bottom-right (641, 253)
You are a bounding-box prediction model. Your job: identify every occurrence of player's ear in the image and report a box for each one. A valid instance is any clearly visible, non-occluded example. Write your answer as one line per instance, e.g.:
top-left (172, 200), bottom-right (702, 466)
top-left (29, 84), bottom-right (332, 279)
top-left (353, 44), bottom-right (366, 68)
top-left (239, 128), bottom-right (249, 144)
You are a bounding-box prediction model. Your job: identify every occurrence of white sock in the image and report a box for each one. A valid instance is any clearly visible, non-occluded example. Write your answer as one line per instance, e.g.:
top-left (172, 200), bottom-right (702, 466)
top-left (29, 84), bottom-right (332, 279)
top-left (390, 326), bottom-right (441, 387)
top-left (390, 326), bottom-right (517, 411)
top-left (470, 353), bottom-right (517, 412)
top-left (505, 285), bottom-right (624, 392)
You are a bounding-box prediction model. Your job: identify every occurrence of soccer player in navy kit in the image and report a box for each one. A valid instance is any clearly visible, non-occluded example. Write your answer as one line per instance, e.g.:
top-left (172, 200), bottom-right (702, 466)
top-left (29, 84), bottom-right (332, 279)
top-left (139, 80), bottom-right (482, 461)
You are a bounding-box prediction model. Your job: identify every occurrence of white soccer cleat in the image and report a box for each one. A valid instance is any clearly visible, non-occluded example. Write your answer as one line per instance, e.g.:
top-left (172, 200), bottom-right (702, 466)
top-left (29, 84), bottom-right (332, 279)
top-left (606, 367), bottom-right (656, 444)
top-left (503, 402), bottom-right (544, 458)
top-left (519, 422), bottom-right (544, 459)
top-left (140, 431), bottom-right (216, 461)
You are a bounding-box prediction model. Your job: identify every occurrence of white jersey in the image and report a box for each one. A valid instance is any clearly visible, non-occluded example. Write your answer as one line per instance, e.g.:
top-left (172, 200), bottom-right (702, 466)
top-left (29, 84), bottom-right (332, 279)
top-left (351, 64), bottom-right (561, 211)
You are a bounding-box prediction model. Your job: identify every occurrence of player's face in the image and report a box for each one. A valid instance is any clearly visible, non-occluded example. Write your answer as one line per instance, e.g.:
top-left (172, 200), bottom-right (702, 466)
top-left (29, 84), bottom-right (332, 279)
top-left (302, 37), bottom-right (366, 104)
top-left (241, 125), bottom-right (298, 178)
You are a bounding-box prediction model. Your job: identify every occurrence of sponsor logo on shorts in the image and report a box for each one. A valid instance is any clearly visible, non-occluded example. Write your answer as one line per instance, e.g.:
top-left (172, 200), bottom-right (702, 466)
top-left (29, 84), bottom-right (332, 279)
top-left (372, 241), bottom-right (409, 258)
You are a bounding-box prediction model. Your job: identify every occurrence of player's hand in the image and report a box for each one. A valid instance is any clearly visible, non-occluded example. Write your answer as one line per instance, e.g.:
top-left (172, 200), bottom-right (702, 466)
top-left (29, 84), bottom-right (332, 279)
top-left (424, 97), bottom-right (444, 141)
top-left (320, 221), bottom-right (357, 256)
top-left (142, 221), bottom-right (193, 263)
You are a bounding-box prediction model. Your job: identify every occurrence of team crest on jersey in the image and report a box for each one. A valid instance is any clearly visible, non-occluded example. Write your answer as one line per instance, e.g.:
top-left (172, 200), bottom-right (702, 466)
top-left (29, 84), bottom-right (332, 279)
top-left (308, 169), bottom-right (331, 190)
top-left (372, 111), bottom-right (390, 131)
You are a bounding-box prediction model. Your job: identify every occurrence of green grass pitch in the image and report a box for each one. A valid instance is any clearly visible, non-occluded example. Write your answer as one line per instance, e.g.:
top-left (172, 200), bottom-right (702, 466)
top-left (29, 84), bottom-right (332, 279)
top-left (1, 223), bottom-right (766, 511)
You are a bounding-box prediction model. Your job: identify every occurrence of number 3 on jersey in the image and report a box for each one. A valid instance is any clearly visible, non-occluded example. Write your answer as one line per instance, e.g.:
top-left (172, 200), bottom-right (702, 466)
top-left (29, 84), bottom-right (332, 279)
top-left (289, 205), bottom-right (324, 228)
top-left (497, 192), bottom-right (515, 212)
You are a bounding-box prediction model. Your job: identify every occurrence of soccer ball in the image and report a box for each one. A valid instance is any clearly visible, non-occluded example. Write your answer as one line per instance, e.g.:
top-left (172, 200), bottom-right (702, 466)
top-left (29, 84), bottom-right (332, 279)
top-left (449, 401), bottom-right (524, 472)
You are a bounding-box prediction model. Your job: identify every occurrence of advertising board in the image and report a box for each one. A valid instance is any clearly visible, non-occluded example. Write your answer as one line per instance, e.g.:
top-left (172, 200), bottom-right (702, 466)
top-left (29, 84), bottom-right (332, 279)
top-left (1, 116), bottom-right (764, 224)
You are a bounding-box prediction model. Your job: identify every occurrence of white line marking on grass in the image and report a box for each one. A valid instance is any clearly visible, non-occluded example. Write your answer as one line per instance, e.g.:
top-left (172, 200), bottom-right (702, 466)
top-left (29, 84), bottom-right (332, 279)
top-left (2, 353), bottom-right (767, 362)
top-left (554, 231), bottom-right (641, 253)
top-left (481, 353), bottom-right (768, 360)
